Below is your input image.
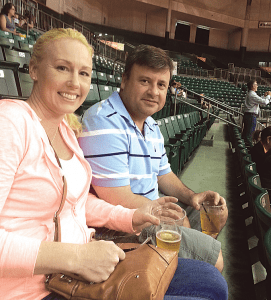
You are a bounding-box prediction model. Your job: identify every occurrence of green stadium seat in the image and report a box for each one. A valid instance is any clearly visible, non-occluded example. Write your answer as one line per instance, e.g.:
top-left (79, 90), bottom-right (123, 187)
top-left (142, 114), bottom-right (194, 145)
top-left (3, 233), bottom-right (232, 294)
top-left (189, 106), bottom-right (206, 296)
top-left (18, 70), bottom-right (33, 97)
top-left (0, 61), bottom-right (20, 98)
top-left (98, 85), bottom-right (113, 100)
top-left (97, 72), bottom-right (108, 85)
top-left (157, 118), bottom-right (181, 175)
top-left (0, 30), bottom-right (13, 38)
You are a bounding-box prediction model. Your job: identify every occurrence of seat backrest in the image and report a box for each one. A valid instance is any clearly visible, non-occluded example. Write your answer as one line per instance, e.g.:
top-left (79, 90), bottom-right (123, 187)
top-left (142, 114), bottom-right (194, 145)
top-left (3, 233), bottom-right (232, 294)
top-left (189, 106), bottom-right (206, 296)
top-left (183, 113), bottom-right (192, 129)
top-left (169, 115), bottom-right (182, 135)
top-left (18, 71), bottom-right (33, 97)
top-left (115, 75), bottom-right (122, 87)
top-left (3, 48), bottom-right (30, 68)
top-left (91, 70), bottom-right (98, 84)
top-left (106, 74), bottom-right (116, 86)
top-left (97, 71), bottom-right (108, 84)
top-left (156, 119), bottom-right (170, 145)
top-left (18, 41), bottom-right (34, 54)
top-left (0, 30), bottom-right (13, 38)
top-left (164, 117), bottom-right (176, 139)
top-left (245, 163), bottom-right (257, 178)
top-left (176, 114), bottom-right (187, 132)
top-left (0, 66), bottom-right (19, 97)
top-left (98, 85), bottom-right (113, 100)
top-left (255, 192), bottom-right (271, 229)
top-left (0, 36), bottom-right (17, 49)
top-left (85, 84), bottom-right (100, 102)
top-left (248, 174), bottom-right (266, 201)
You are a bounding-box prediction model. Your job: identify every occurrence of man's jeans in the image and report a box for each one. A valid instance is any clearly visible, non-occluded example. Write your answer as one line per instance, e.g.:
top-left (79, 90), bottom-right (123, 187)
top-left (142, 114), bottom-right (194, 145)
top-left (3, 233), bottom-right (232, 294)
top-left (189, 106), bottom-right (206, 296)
top-left (242, 112), bottom-right (257, 144)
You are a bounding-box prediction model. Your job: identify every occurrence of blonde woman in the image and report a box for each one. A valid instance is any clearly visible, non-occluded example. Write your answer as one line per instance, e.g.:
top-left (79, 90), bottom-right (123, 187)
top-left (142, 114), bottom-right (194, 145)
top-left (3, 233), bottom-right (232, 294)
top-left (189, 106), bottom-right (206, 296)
top-left (0, 28), bottom-right (181, 300)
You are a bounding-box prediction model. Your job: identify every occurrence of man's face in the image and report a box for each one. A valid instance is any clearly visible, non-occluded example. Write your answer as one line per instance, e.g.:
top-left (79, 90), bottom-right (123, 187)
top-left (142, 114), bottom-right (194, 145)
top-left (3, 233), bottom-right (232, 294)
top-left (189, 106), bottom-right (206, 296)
top-left (252, 81), bottom-right (258, 92)
top-left (120, 64), bottom-right (170, 126)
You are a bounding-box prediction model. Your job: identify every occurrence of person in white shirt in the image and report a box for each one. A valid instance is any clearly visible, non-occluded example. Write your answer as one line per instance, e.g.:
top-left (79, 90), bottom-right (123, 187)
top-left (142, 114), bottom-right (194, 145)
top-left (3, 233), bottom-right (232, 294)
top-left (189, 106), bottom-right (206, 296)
top-left (242, 80), bottom-right (271, 144)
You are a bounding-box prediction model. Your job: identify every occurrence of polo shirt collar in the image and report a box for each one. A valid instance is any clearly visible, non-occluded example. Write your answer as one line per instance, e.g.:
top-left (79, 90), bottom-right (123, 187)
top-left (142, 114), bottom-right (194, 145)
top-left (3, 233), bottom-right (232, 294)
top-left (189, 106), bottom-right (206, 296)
top-left (108, 91), bottom-right (157, 132)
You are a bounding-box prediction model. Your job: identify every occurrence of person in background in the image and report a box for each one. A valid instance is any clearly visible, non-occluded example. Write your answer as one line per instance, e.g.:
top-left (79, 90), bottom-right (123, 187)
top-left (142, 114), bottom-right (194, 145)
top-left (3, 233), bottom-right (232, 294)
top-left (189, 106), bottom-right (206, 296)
top-left (0, 28), bottom-right (183, 300)
top-left (250, 126), bottom-right (271, 197)
top-left (242, 80), bottom-right (271, 144)
top-left (252, 129), bottom-right (262, 145)
top-left (20, 10), bottom-right (34, 30)
top-left (79, 44), bottom-right (228, 273)
top-left (0, 2), bottom-right (20, 35)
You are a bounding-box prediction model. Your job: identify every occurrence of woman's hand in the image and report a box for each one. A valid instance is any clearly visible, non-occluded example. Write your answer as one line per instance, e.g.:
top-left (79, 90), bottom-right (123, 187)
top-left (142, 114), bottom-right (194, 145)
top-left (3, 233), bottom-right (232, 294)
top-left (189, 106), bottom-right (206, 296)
top-left (35, 240), bottom-right (125, 283)
top-left (75, 240), bottom-right (125, 283)
top-left (132, 196), bottom-right (181, 232)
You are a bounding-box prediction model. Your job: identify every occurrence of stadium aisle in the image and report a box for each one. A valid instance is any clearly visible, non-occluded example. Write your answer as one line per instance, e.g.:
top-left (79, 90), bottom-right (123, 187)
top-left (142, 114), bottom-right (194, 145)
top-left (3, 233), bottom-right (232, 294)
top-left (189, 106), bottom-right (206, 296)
top-left (179, 118), bottom-right (257, 300)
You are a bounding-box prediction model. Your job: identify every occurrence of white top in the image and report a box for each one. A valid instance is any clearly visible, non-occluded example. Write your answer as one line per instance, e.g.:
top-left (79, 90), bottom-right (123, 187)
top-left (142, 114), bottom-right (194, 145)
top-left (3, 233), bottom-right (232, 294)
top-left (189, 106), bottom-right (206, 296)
top-left (244, 90), bottom-right (270, 114)
top-left (59, 154), bottom-right (87, 198)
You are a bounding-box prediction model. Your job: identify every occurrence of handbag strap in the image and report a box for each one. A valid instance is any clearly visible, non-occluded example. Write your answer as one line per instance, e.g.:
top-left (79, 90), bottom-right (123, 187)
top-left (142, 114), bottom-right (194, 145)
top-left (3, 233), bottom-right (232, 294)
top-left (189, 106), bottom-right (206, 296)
top-left (48, 137), bottom-right (68, 242)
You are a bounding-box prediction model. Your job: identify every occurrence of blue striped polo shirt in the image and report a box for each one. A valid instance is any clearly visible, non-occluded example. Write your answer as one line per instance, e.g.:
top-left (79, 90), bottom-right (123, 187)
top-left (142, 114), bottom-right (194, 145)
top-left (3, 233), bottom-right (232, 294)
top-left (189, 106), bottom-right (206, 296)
top-left (78, 91), bottom-right (171, 200)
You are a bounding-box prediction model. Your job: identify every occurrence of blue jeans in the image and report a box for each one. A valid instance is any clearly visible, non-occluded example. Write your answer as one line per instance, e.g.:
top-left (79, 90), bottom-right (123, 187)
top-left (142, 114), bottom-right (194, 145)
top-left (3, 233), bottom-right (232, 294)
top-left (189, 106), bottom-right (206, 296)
top-left (242, 113), bottom-right (257, 144)
top-left (42, 258), bottom-right (228, 300)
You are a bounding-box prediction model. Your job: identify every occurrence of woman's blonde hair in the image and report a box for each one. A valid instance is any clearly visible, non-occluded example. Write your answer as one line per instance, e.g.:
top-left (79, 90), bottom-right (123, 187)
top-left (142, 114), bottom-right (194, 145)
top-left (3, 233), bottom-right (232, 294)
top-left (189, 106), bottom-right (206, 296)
top-left (31, 28), bottom-right (92, 137)
top-left (65, 113), bottom-right (82, 137)
top-left (31, 28), bottom-right (93, 66)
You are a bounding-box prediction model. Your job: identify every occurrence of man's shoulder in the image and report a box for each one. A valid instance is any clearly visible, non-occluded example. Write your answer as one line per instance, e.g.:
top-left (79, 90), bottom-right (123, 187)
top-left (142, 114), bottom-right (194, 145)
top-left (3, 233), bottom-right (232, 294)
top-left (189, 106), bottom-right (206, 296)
top-left (82, 96), bottom-right (128, 132)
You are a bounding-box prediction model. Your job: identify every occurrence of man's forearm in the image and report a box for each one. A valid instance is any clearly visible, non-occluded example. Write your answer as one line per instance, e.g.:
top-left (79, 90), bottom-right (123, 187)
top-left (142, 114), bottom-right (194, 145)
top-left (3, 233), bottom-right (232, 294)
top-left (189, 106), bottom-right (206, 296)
top-left (158, 172), bottom-right (195, 206)
top-left (92, 184), bottom-right (151, 209)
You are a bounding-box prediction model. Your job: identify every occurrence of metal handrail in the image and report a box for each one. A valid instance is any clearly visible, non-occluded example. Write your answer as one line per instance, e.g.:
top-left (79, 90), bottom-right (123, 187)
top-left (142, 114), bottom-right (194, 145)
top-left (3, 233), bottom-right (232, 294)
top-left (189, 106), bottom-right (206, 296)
top-left (176, 97), bottom-right (242, 129)
top-left (181, 87), bottom-right (244, 117)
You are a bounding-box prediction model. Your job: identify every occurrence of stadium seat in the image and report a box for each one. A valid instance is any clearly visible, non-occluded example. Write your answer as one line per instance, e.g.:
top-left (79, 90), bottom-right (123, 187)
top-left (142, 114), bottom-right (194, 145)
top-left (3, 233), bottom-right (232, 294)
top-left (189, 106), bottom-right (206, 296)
top-left (83, 84), bottom-right (100, 109)
top-left (91, 70), bottom-right (98, 84)
top-left (0, 36), bottom-right (18, 49)
top-left (2, 48), bottom-right (31, 68)
top-left (167, 115), bottom-right (189, 168)
top-left (18, 70), bottom-right (33, 98)
top-left (106, 74), bottom-right (116, 86)
top-left (97, 71), bottom-right (108, 85)
top-left (114, 75), bottom-right (122, 87)
top-left (17, 41), bottom-right (34, 54)
top-left (98, 85), bottom-right (113, 100)
top-left (0, 29), bottom-right (13, 38)
top-left (0, 61), bottom-right (20, 98)
top-left (157, 118), bottom-right (181, 175)
top-left (255, 192), bottom-right (271, 268)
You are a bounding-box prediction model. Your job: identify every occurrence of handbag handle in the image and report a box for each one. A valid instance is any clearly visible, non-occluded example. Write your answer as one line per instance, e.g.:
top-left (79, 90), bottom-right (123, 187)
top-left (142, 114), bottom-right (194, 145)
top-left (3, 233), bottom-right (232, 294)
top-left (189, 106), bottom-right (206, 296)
top-left (48, 138), bottom-right (68, 243)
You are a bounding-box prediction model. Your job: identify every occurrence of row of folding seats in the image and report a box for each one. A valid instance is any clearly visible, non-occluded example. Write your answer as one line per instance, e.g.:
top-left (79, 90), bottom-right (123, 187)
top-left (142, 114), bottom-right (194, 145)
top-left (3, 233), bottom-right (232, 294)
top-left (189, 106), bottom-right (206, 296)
top-left (173, 75), bottom-right (246, 108)
top-left (0, 29), bottom-right (35, 54)
top-left (82, 84), bottom-right (120, 110)
top-left (93, 55), bottom-right (124, 76)
top-left (91, 70), bottom-right (122, 87)
top-left (156, 111), bottom-right (208, 175)
top-left (229, 117), bottom-right (271, 298)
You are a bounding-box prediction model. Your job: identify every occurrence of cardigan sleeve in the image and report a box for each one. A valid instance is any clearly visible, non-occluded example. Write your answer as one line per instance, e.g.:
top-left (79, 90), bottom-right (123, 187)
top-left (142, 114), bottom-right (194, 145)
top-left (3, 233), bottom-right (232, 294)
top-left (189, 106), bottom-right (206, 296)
top-left (0, 102), bottom-right (41, 278)
top-left (85, 193), bottom-right (136, 233)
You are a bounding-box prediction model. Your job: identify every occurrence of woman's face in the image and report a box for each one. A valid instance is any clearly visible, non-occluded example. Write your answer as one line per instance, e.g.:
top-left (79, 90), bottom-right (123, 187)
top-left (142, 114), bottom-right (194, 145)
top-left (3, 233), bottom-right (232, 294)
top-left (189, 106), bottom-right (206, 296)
top-left (8, 5), bottom-right (16, 17)
top-left (30, 38), bottom-right (92, 117)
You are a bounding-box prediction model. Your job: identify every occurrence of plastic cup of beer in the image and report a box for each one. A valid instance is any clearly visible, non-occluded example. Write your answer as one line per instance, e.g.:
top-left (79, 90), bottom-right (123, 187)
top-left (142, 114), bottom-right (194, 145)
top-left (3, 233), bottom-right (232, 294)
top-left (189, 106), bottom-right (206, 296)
top-left (152, 207), bottom-right (186, 252)
top-left (200, 200), bottom-right (223, 238)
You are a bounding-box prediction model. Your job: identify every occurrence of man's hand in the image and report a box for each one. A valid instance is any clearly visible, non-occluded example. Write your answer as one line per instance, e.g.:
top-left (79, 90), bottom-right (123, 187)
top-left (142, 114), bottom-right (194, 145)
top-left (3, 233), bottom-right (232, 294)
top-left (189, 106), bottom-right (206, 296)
top-left (132, 196), bottom-right (181, 232)
top-left (191, 190), bottom-right (228, 230)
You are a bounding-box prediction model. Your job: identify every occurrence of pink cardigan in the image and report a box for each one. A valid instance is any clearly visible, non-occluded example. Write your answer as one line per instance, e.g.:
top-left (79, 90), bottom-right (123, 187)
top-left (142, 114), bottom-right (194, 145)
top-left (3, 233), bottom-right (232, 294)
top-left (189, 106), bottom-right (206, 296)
top-left (0, 100), bottom-right (135, 300)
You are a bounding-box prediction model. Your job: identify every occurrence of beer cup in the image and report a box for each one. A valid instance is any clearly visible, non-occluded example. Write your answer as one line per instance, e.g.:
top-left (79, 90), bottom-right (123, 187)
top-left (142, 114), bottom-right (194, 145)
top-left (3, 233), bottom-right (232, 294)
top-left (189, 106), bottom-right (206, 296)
top-left (152, 207), bottom-right (186, 252)
top-left (200, 200), bottom-right (223, 238)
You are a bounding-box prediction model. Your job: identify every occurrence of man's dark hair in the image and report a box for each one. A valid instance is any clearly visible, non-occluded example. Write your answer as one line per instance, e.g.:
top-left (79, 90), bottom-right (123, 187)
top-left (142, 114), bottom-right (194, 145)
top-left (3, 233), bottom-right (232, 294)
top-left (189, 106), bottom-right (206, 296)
top-left (0, 3), bottom-right (14, 16)
top-left (260, 126), bottom-right (271, 144)
top-left (123, 44), bottom-right (173, 80)
top-left (247, 80), bottom-right (256, 91)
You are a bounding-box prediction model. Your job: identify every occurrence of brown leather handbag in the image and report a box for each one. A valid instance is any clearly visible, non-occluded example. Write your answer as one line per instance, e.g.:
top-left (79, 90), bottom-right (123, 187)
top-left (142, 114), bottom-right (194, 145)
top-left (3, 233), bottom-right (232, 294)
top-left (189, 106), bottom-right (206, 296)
top-left (45, 148), bottom-right (178, 300)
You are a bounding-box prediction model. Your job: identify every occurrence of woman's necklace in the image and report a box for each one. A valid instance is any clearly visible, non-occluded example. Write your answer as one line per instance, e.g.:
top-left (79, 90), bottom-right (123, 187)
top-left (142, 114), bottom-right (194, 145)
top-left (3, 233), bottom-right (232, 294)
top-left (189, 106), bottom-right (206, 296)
top-left (50, 127), bottom-right (59, 144)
